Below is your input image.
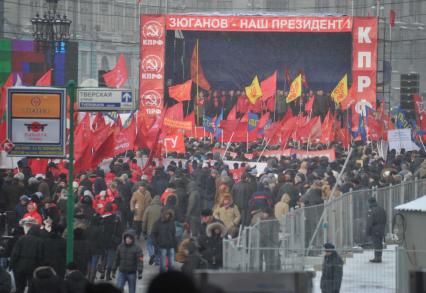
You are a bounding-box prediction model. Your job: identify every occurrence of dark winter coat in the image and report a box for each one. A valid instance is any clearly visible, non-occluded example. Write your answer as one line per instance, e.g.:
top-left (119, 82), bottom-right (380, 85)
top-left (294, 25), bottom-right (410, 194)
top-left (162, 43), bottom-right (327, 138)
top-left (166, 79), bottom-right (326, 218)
top-left (199, 169), bottom-right (216, 208)
top-left (203, 222), bottom-right (226, 269)
top-left (85, 222), bottom-right (104, 256)
top-left (248, 185), bottom-right (273, 213)
top-left (232, 181), bottom-right (255, 226)
top-left (28, 266), bottom-right (63, 293)
top-left (320, 252), bottom-right (343, 293)
top-left (63, 270), bottom-right (88, 293)
top-left (113, 231), bottom-right (143, 274)
top-left (151, 210), bottom-right (176, 249)
top-left (3, 181), bottom-right (26, 210)
top-left (93, 177), bottom-right (107, 195)
top-left (0, 267), bottom-right (11, 293)
top-left (276, 183), bottom-right (299, 207)
top-left (186, 181), bottom-right (202, 221)
top-left (302, 187), bottom-right (323, 207)
top-left (42, 234), bottom-right (66, 278)
top-left (367, 203), bottom-right (387, 238)
top-left (152, 172), bottom-right (168, 197)
top-left (100, 213), bottom-right (123, 249)
top-left (142, 196), bottom-right (162, 236)
top-left (73, 229), bottom-right (92, 275)
top-left (10, 226), bottom-right (44, 274)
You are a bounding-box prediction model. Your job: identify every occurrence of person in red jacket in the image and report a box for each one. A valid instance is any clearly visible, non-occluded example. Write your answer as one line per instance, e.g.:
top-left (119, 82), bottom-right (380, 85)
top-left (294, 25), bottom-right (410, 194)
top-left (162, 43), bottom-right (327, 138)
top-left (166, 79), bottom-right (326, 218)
top-left (93, 191), bottom-right (110, 215)
top-left (22, 201), bottom-right (43, 225)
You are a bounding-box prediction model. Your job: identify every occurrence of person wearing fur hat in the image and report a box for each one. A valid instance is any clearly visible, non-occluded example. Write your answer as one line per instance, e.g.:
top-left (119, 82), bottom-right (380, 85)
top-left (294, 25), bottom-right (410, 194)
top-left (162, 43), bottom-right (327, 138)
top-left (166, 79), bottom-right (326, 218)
top-left (203, 222), bottom-right (226, 269)
top-left (320, 243), bottom-right (343, 293)
top-left (28, 266), bottom-right (63, 293)
top-left (213, 193), bottom-right (240, 237)
top-left (151, 209), bottom-right (176, 272)
top-left (274, 193), bottom-right (291, 220)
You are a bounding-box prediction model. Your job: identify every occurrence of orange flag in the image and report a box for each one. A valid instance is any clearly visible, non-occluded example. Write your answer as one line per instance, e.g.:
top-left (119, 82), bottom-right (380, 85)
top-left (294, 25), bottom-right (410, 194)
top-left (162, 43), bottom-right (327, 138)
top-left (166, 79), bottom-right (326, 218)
top-left (168, 80), bottom-right (192, 102)
top-left (103, 54), bottom-right (128, 88)
top-left (35, 69), bottom-right (52, 86)
top-left (191, 42), bottom-right (211, 90)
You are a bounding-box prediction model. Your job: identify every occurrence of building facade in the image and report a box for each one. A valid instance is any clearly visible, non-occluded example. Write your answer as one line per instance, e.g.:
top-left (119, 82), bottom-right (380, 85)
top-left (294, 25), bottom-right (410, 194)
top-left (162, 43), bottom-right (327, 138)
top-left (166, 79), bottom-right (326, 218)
top-left (1, 0), bottom-right (425, 108)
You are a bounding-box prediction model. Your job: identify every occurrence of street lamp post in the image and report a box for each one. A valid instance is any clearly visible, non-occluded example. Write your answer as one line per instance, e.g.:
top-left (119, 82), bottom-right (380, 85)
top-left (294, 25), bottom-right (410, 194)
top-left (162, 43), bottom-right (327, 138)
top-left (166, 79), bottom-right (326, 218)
top-left (31, 0), bottom-right (74, 263)
top-left (31, 0), bottom-right (71, 84)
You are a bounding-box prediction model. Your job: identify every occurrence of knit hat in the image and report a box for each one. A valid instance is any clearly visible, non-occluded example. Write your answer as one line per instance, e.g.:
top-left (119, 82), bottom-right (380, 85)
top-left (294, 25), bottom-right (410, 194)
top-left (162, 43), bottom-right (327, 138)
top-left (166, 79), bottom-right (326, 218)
top-left (20, 195), bottom-right (30, 202)
top-left (14, 172), bottom-right (25, 181)
top-left (201, 209), bottom-right (213, 217)
top-left (324, 242), bottom-right (335, 251)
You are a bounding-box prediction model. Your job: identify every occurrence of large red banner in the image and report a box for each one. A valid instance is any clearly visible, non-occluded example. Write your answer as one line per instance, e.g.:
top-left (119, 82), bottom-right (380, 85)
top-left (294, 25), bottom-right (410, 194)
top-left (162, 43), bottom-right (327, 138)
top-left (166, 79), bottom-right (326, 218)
top-left (166, 15), bottom-right (353, 32)
top-left (140, 15), bottom-right (166, 117)
top-left (140, 15), bottom-right (378, 120)
top-left (352, 17), bottom-right (378, 110)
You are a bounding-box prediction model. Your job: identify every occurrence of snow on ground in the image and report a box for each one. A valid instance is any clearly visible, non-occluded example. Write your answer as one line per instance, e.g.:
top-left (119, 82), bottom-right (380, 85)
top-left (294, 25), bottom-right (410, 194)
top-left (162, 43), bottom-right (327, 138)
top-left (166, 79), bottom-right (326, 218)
top-left (313, 246), bottom-right (396, 293)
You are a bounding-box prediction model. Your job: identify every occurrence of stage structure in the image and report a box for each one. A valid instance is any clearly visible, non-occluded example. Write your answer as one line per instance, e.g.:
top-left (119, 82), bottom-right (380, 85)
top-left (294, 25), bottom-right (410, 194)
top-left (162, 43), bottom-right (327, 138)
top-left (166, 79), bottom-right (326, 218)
top-left (139, 14), bottom-right (377, 121)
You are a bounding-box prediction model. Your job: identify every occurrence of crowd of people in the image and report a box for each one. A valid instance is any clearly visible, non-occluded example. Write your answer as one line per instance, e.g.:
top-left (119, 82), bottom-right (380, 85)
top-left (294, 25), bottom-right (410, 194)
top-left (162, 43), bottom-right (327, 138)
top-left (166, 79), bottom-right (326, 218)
top-left (0, 144), bottom-right (424, 292)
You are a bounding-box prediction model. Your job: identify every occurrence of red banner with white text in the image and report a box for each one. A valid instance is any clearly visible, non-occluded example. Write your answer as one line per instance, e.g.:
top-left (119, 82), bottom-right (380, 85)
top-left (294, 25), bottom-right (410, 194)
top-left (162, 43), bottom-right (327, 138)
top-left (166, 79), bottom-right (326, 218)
top-left (140, 15), bottom-right (166, 118)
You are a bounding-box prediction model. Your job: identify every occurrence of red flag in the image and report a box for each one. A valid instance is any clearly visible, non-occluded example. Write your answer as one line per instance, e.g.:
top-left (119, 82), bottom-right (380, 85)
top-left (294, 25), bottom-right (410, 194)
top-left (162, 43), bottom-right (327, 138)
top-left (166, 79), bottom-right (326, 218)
top-left (191, 44), bottom-right (211, 90)
top-left (135, 112), bottom-right (149, 149)
top-left (169, 80), bottom-right (192, 102)
top-left (35, 69), bottom-right (52, 86)
top-left (266, 96), bottom-right (275, 112)
top-left (257, 112), bottom-right (271, 130)
top-left (219, 120), bottom-right (240, 132)
top-left (28, 159), bottom-right (49, 175)
top-left (227, 105), bottom-right (237, 120)
top-left (91, 126), bottom-right (115, 168)
top-left (240, 112), bottom-right (249, 122)
top-left (73, 113), bottom-right (93, 173)
top-left (113, 116), bottom-right (136, 156)
top-left (336, 124), bottom-right (350, 149)
top-left (389, 10), bottom-right (396, 27)
top-left (165, 103), bottom-right (184, 120)
top-left (320, 112), bottom-right (335, 144)
top-left (103, 54), bottom-right (128, 88)
top-left (143, 111), bottom-right (166, 172)
top-left (92, 112), bottom-right (106, 130)
top-left (367, 117), bottom-right (383, 141)
top-left (305, 94), bottom-right (315, 113)
top-left (0, 73), bottom-right (13, 143)
top-left (0, 73), bottom-right (13, 119)
top-left (341, 85), bottom-right (355, 111)
top-left (261, 71), bottom-right (277, 101)
top-left (296, 116), bottom-right (320, 142)
top-left (164, 131), bottom-right (185, 154)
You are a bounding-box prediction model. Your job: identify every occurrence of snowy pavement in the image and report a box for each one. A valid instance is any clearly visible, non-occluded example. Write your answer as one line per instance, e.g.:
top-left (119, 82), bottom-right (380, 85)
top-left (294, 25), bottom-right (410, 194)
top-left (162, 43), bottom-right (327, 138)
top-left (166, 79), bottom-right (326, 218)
top-left (313, 247), bottom-right (396, 293)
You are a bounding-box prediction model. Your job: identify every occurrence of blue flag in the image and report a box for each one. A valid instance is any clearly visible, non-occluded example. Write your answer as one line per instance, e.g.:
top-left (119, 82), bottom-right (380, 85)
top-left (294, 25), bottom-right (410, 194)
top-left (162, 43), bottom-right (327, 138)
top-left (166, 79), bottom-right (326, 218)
top-left (258, 119), bottom-right (272, 135)
top-left (248, 112), bottom-right (259, 132)
top-left (203, 115), bottom-right (215, 133)
top-left (215, 109), bottom-right (223, 139)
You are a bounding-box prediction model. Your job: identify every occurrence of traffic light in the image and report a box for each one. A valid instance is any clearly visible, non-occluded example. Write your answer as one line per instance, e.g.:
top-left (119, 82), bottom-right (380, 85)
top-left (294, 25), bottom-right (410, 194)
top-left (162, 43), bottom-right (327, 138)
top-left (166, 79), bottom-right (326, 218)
top-left (400, 73), bottom-right (420, 120)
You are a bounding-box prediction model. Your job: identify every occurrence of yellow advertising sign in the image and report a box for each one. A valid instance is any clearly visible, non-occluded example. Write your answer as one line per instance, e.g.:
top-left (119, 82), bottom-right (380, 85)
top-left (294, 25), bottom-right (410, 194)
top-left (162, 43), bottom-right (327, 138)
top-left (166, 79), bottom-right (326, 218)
top-left (11, 93), bottom-right (61, 118)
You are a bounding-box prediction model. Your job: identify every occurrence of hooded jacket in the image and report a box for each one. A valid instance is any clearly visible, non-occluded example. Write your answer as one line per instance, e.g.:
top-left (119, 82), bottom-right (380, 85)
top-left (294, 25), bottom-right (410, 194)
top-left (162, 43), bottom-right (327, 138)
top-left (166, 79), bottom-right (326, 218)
top-left (28, 266), bottom-right (63, 293)
top-left (213, 195), bottom-right (241, 232)
top-left (113, 231), bottom-right (143, 274)
top-left (142, 195), bottom-right (162, 236)
top-left (320, 251), bottom-right (343, 293)
top-left (186, 181), bottom-right (202, 221)
top-left (151, 210), bottom-right (176, 249)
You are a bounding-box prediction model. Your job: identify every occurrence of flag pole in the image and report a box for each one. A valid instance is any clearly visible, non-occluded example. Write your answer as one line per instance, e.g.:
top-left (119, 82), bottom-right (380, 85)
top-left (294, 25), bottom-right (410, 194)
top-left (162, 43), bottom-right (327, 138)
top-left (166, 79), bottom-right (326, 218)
top-left (257, 138), bottom-right (271, 163)
top-left (246, 131), bottom-right (249, 153)
top-left (222, 132), bottom-right (235, 160)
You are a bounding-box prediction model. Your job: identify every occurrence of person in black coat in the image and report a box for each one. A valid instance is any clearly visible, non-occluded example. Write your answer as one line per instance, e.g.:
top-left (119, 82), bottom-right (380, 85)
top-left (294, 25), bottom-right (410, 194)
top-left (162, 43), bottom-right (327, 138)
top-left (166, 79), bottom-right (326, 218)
top-left (100, 205), bottom-right (124, 280)
top-left (73, 228), bottom-right (92, 276)
top-left (366, 197), bottom-right (387, 263)
top-left (86, 215), bottom-right (104, 282)
top-left (152, 169), bottom-right (169, 197)
top-left (93, 170), bottom-right (107, 195)
top-left (203, 222), bottom-right (226, 270)
top-left (42, 225), bottom-right (66, 278)
top-left (63, 262), bottom-right (89, 293)
top-left (10, 225), bottom-right (44, 293)
top-left (151, 209), bottom-right (176, 273)
top-left (28, 266), bottom-right (63, 293)
top-left (320, 243), bottom-right (343, 293)
top-left (232, 174), bottom-right (256, 226)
